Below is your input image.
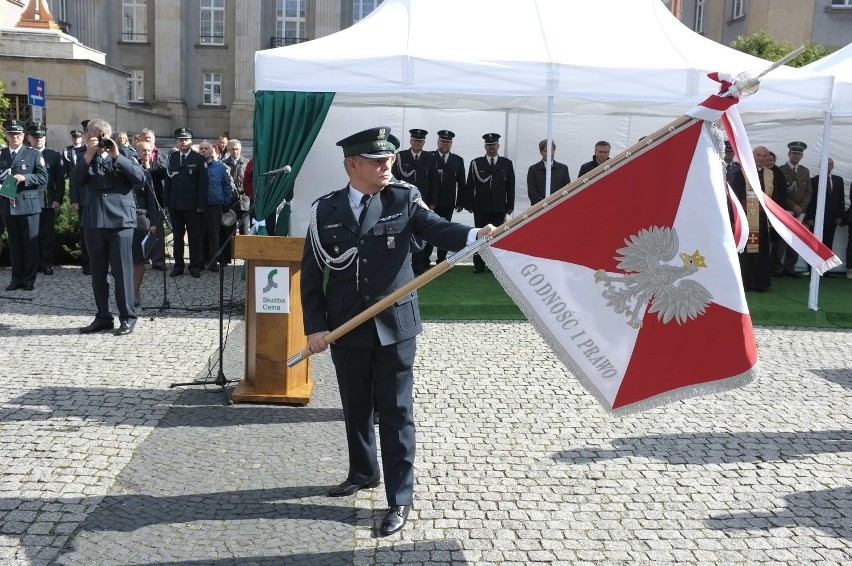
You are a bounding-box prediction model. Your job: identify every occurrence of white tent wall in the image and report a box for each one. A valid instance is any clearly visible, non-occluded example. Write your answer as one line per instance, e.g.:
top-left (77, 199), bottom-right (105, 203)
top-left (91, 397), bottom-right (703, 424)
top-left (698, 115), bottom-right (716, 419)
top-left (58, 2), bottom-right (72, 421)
top-left (287, 108), bottom-right (677, 236)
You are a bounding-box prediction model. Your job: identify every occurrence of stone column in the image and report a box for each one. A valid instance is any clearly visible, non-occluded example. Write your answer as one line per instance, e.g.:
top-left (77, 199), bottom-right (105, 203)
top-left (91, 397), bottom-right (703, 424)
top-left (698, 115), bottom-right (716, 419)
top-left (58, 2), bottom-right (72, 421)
top-left (312, 0), bottom-right (342, 38)
top-left (153, 0), bottom-right (186, 121)
top-left (230, 0), bottom-right (262, 140)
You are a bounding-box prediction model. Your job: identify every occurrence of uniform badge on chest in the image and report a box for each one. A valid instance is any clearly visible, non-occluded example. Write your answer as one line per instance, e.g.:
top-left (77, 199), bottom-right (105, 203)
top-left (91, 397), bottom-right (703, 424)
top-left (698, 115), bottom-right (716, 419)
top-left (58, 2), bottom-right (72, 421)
top-left (387, 236), bottom-right (396, 250)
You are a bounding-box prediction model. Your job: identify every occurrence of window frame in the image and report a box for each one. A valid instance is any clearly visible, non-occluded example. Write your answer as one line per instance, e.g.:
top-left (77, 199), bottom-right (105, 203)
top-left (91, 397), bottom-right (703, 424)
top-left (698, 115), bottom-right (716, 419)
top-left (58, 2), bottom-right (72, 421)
top-left (126, 69), bottom-right (145, 103)
top-left (200, 0), bottom-right (225, 46)
top-left (122, 0), bottom-right (148, 43)
top-left (276, 0), bottom-right (306, 40)
top-left (732, 0), bottom-right (744, 19)
top-left (695, 0), bottom-right (706, 33)
top-left (352, 0), bottom-right (383, 23)
top-left (203, 71), bottom-right (223, 106)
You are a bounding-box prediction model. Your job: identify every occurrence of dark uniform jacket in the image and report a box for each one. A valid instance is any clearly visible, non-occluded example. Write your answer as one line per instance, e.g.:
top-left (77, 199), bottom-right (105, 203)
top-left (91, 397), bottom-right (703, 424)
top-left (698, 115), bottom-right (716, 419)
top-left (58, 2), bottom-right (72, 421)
top-left (578, 156), bottom-right (602, 177)
top-left (164, 150), bottom-right (208, 211)
top-left (62, 144), bottom-right (83, 179)
top-left (69, 146), bottom-right (88, 206)
top-left (430, 151), bottom-right (465, 209)
top-left (392, 150), bottom-right (439, 205)
top-left (779, 163), bottom-right (812, 212)
top-left (464, 155), bottom-right (515, 213)
top-left (70, 150), bottom-right (145, 229)
top-left (136, 170), bottom-right (162, 228)
top-left (0, 146), bottom-right (48, 217)
top-left (527, 159), bottom-right (571, 205)
top-left (40, 148), bottom-right (65, 208)
top-left (806, 174), bottom-right (845, 227)
top-left (301, 183), bottom-right (471, 348)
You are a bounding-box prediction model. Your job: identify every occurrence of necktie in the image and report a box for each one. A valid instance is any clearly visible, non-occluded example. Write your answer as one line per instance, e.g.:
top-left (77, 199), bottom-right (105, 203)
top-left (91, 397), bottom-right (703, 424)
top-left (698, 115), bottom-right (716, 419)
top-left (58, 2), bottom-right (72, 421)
top-left (414, 153), bottom-right (419, 162)
top-left (490, 157), bottom-right (495, 167)
top-left (10, 150), bottom-right (16, 161)
top-left (443, 153), bottom-right (447, 164)
top-left (358, 193), bottom-right (371, 225)
top-left (180, 153), bottom-right (186, 167)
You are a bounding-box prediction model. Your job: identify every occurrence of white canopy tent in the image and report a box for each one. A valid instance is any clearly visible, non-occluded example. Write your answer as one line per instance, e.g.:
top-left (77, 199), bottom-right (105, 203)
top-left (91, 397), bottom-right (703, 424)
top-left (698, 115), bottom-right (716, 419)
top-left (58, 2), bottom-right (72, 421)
top-left (254, 0), bottom-right (833, 237)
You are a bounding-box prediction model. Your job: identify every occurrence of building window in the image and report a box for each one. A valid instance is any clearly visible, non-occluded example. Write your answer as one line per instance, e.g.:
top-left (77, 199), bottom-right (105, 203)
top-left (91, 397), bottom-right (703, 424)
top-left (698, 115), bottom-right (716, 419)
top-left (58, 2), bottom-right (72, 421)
top-left (200, 0), bottom-right (224, 45)
top-left (122, 0), bottom-right (147, 42)
top-left (49, 0), bottom-right (67, 22)
top-left (831, 0), bottom-right (852, 7)
top-left (203, 72), bottom-right (222, 105)
top-left (694, 0), bottom-right (705, 33)
top-left (127, 69), bottom-right (145, 102)
top-left (1, 95), bottom-right (35, 125)
top-left (353, 0), bottom-right (383, 22)
top-left (276, 0), bottom-right (306, 43)
top-left (732, 0), bottom-right (744, 19)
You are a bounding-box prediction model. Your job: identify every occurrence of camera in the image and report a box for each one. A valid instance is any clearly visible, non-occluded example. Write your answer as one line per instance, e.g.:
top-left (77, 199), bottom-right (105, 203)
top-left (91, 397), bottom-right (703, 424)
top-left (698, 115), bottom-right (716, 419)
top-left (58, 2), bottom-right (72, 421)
top-left (97, 135), bottom-right (115, 150)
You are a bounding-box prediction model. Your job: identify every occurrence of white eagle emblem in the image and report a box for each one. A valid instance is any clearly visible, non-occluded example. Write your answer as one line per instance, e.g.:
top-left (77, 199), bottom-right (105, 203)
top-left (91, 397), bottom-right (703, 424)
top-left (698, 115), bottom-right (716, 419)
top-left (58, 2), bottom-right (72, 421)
top-left (593, 226), bottom-right (712, 329)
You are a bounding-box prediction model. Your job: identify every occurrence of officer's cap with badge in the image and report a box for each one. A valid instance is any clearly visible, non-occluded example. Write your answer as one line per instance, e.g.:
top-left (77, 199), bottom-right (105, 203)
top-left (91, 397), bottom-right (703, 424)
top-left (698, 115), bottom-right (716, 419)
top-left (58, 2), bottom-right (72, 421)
top-left (724, 140), bottom-right (733, 152)
top-left (337, 126), bottom-right (400, 159)
top-left (483, 132), bottom-right (501, 145)
top-left (81, 120), bottom-right (90, 131)
top-left (787, 141), bottom-right (807, 154)
top-left (27, 123), bottom-right (47, 137)
top-left (70, 129), bottom-right (83, 138)
top-left (408, 128), bottom-right (428, 141)
top-left (437, 130), bottom-right (455, 141)
top-left (3, 119), bottom-right (26, 134)
top-left (175, 127), bottom-right (193, 140)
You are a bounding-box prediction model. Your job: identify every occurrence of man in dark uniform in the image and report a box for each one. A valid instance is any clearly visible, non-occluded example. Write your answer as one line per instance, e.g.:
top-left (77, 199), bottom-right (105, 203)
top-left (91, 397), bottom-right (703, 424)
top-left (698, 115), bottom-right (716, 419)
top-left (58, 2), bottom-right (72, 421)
top-left (527, 139), bottom-right (571, 205)
top-left (72, 118), bottom-right (145, 336)
top-left (27, 124), bottom-right (65, 275)
top-left (68, 125), bottom-right (91, 274)
top-left (578, 140), bottom-right (611, 176)
top-left (430, 130), bottom-right (466, 264)
top-left (301, 126), bottom-right (494, 537)
top-left (464, 132), bottom-right (515, 273)
top-left (805, 157), bottom-right (845, 252)
top-left (164, 127), bottom-right (207, 278)
top-left (0, 119), bottom-right (48, 291)
top-left (392, 128), bottom-right (439, 274)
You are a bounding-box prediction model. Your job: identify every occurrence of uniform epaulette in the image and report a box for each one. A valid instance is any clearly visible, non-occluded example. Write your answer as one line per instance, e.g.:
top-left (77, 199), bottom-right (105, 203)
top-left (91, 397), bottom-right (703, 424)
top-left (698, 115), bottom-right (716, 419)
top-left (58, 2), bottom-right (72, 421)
top-left (311, 190), bottom-right (338, 205)
top-left (388, 180), bottom-right (417, 192)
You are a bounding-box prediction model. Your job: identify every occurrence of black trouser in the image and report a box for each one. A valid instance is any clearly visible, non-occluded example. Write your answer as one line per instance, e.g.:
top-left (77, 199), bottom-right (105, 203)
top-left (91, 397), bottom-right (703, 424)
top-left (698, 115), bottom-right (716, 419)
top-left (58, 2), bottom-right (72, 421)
top-left (4, 212), bottom-right (40, 285)
top-left (330, 336), bottom-right (417, 507)
top-left (473, 211), bottom-right (506, 270)
top-left (433, 205), bottom-right (456, 263)
top-left (170, 209), bottom-right (203, 270)
top-left (84, 226), bottom-right (135, 322)
top-left (38, 207), bottom-right (56, 269)
top-left (203, 206), bottom-right (223, 265)
top-left (77, 207), bottom-right (90, 269)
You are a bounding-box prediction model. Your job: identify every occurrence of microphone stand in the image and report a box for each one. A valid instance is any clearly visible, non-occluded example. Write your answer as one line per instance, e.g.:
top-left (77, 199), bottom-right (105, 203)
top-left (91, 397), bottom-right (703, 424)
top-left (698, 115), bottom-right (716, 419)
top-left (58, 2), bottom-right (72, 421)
top-left (143, 167), bottom-right (199, 316)
top-left (169, 163), bottom-right (290, 405)
top-left (169, 212), bottom-right (242, 405)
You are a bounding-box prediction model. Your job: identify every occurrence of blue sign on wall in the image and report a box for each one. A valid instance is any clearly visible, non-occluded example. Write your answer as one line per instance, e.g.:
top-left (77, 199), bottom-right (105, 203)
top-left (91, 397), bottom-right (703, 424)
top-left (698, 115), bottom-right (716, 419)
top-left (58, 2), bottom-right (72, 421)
top-left (28, 77), bottom-right (45, 107)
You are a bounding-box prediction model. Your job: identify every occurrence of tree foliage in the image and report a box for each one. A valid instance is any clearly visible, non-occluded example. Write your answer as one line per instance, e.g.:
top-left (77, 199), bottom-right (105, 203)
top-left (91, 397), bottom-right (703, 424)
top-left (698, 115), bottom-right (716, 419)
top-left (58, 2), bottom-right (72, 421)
top-left (0, 80), bottom-right (8, 138)
top-left (729, 31), bottom-right (832, 67)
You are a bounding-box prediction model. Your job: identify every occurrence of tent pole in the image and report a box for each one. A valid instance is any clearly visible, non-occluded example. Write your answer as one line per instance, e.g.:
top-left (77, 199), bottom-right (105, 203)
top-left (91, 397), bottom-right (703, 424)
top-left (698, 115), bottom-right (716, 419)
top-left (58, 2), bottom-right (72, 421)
top-left (545, 96), bottom-right (554, 198)
top-left (808, 111), bottom-right (833, 311)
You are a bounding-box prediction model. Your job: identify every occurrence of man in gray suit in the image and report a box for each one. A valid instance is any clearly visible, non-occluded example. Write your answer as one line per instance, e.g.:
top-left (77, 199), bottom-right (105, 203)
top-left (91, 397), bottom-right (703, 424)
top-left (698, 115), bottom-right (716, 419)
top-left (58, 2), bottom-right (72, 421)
top-left (301, 126), bottom-right (494, 536)
top-left (0, 119), bottom-right (48, 291)
top-left (71, 118), bottom-right (145, 336)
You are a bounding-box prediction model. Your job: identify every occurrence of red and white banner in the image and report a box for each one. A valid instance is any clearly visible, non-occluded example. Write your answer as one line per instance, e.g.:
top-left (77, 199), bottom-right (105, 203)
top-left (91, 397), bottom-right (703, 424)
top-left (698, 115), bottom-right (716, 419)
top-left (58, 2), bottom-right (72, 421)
top-left (483, 121), bottom-right (757, 413)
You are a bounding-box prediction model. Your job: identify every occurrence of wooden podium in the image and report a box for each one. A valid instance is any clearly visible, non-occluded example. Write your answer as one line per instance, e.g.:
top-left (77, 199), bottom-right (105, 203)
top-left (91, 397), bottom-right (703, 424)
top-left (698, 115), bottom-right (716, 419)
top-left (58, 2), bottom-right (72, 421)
top-left (231, 235), bottom-right (312, 404)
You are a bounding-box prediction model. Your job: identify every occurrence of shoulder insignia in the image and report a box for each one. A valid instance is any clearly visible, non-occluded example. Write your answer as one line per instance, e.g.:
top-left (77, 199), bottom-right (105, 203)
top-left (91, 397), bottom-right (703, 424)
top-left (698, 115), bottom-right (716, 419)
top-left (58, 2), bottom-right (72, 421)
top-left (389, 180), bottom-right (417, 191)
top-left (414, 197), bottom-right (429, 210)
top-left (37, 155), bottom-right (45, 167)
top-left (311, 190), bottom-right (337, 205)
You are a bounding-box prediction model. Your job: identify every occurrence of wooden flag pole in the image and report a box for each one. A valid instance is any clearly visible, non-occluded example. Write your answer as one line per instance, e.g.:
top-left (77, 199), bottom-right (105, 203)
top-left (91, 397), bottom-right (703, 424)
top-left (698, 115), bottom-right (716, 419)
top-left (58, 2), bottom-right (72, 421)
top-left (287, 50), bottom-right (803, 367)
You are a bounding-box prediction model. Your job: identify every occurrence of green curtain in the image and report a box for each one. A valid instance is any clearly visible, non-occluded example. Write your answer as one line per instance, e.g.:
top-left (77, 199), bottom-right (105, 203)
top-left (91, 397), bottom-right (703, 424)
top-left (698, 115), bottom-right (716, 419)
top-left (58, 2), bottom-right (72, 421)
top-left (252, 91), bottom-right (335, 235)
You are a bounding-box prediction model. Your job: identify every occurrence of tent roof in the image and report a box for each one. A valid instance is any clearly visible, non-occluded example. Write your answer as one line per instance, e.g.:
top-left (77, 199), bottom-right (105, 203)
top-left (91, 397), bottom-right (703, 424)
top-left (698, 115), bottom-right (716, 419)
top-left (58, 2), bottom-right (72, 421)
top-left (804, 41), bottom-right (852, 117)
top-left (255, 0), bottom-right (832, 118)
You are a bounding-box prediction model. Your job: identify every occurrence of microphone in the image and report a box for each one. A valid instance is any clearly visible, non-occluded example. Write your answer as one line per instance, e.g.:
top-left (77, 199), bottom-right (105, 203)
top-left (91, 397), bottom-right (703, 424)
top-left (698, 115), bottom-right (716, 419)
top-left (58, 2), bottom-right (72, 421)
top-left (262, 165), bottom-right (292, 176)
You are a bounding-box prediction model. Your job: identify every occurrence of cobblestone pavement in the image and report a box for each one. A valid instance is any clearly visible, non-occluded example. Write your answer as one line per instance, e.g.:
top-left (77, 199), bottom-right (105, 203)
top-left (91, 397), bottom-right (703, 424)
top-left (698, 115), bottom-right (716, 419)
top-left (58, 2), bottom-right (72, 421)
top-left (1, 265), bottom-right (851, 565)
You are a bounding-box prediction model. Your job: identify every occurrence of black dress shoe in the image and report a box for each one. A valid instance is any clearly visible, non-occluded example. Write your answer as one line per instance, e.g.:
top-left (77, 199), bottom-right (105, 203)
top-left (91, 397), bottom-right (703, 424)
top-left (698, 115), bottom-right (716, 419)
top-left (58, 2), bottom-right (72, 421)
top-left (5, 283), bottom-right (22, 291)
top-left (379, 505), bottom-right (411, 536)
top-left (473, 266), bottom-right (484, 273)
top-left (22, 284), bottom-right (34, 291)
top-left (42, 266), bottom-right (54, 275)
top-left (170, 267), bottom-right (185, 277)
top-left (114, 321), bottom-right (135, 336)
top-left (152, 263), bottom-right (166, 271)
top-left (208, 263), bottom-right (219, 272)
top-left (189, 268), bottom-right (201, 278)
top-left (79, 319), bottom-right (115, 334)
top-left (327, 477), bottom-right (380, 497)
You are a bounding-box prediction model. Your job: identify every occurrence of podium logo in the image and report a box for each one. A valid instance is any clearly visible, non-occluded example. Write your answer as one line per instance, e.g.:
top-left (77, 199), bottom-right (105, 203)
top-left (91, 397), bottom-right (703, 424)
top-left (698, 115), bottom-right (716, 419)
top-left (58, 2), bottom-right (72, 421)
top-left (263, 269), bottom-right (279, 293)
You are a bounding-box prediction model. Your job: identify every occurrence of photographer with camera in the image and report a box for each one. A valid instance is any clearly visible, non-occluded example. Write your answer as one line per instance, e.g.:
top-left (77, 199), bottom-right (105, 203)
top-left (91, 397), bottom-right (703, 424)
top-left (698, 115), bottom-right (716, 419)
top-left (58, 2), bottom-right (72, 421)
top-left (71, 119), bottom-right (146, 336)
